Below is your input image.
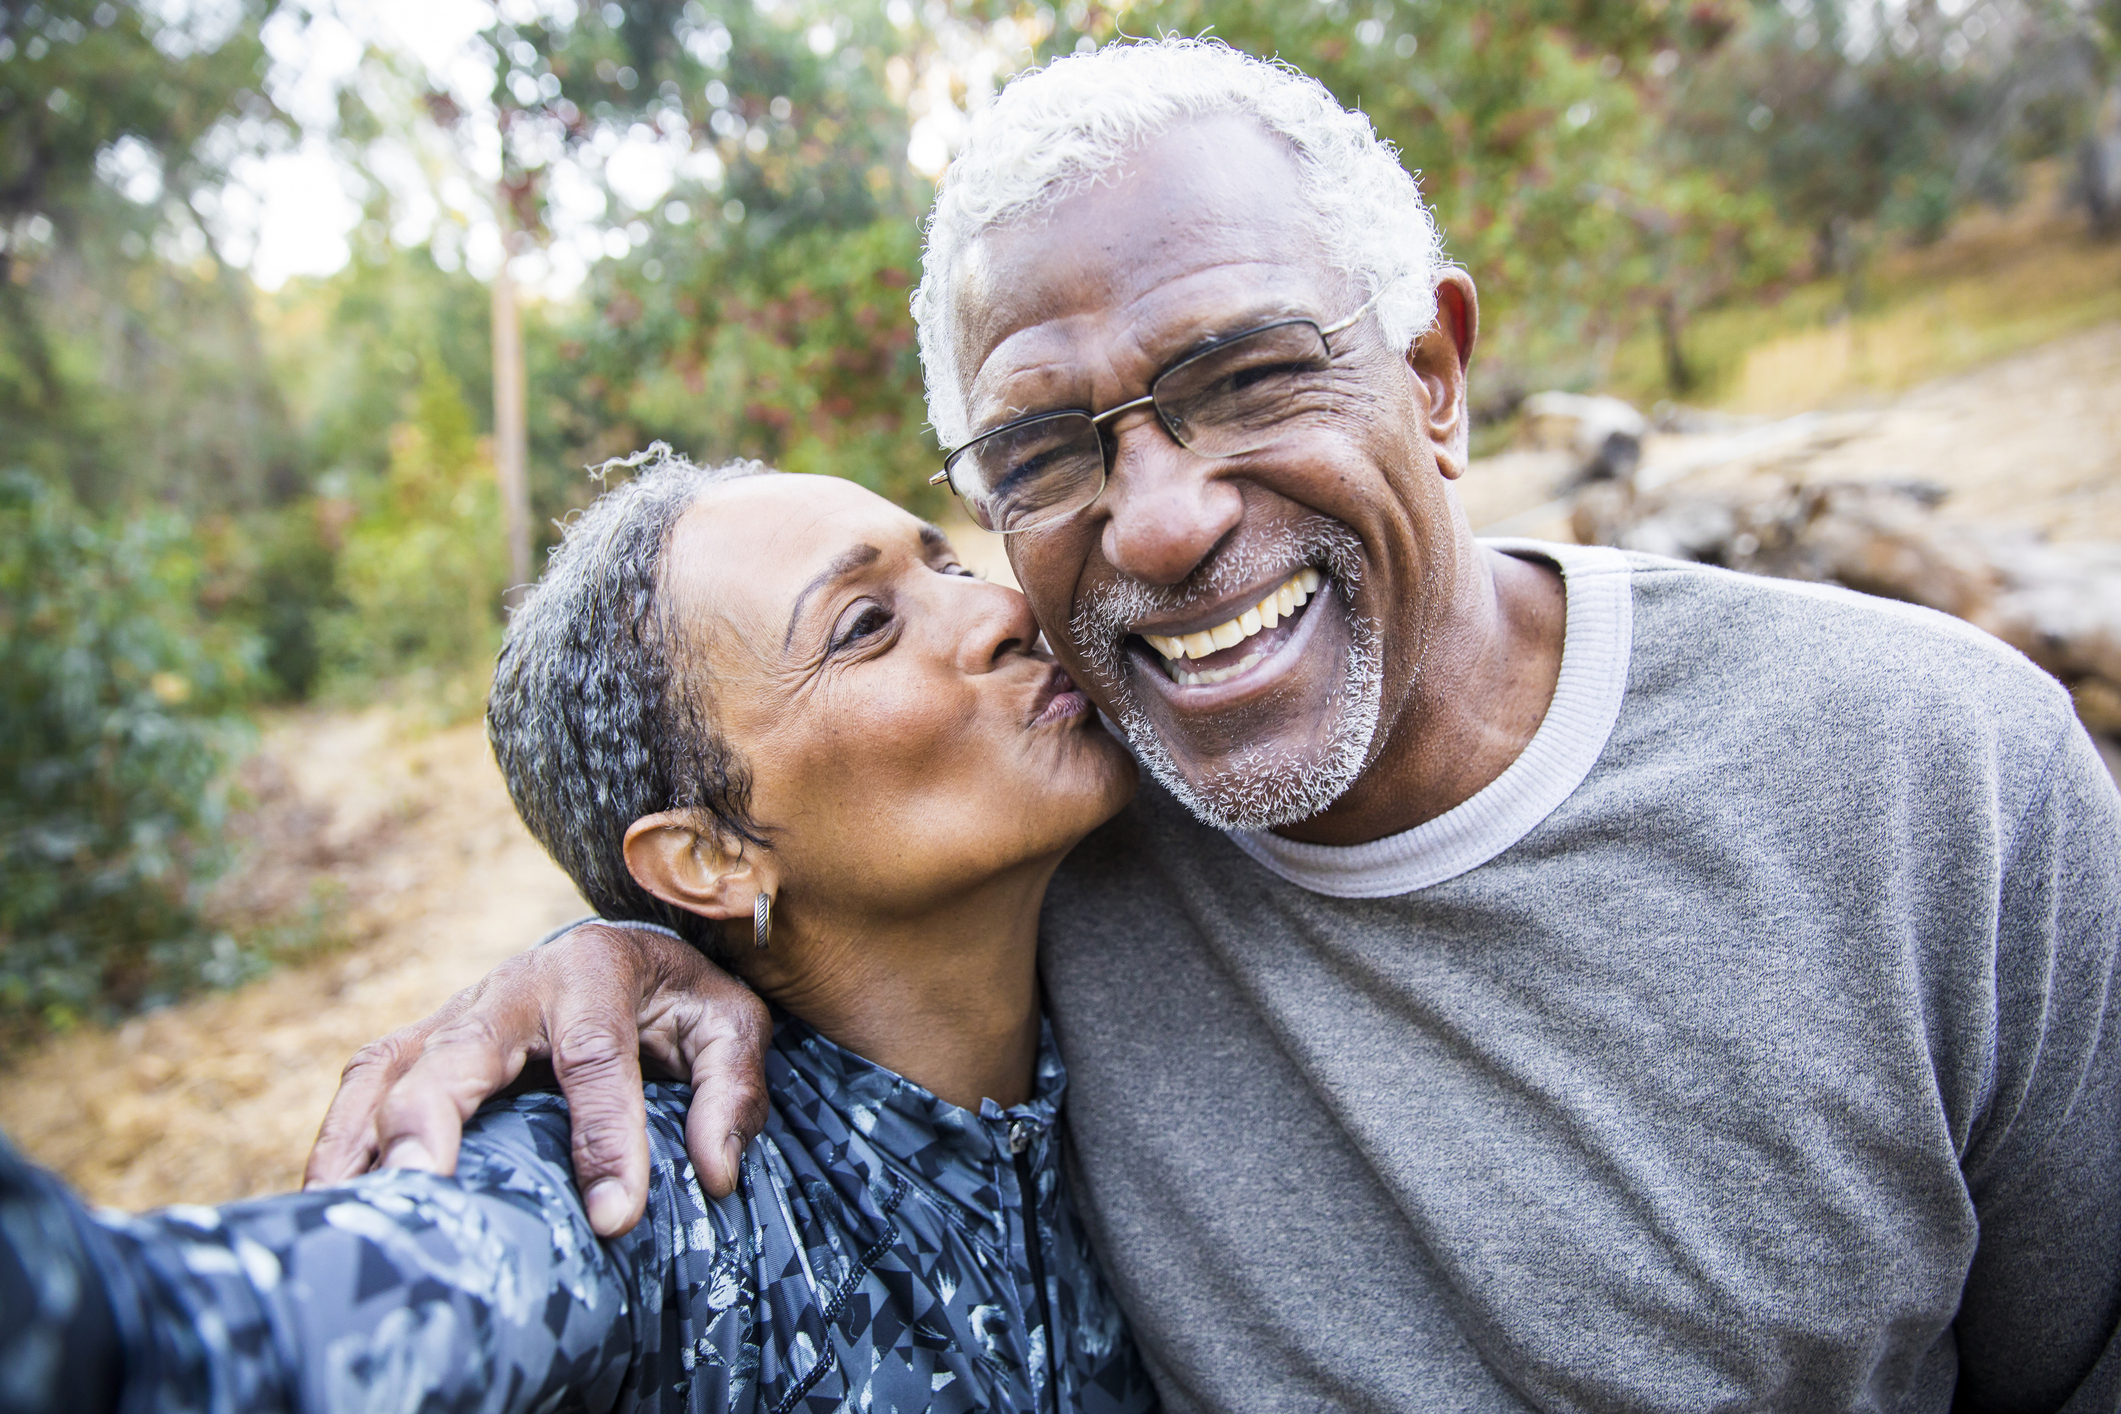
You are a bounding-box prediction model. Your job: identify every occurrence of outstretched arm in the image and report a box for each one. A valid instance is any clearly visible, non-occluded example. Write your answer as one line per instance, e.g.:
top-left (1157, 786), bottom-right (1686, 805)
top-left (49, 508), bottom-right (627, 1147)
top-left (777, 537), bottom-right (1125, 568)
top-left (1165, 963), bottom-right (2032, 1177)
top-left (2, 1109), bottom-right (641, 1414)
top-left (303, 922), bottom-right (770, 1235)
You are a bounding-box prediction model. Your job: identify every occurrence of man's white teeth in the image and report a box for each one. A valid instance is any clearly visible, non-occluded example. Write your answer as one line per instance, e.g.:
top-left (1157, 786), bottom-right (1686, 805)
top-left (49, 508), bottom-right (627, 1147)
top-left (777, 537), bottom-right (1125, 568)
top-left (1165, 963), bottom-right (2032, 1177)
top-left (1142, 568), bottom-right (1324, 676)
top-left (1172, 648), bottom-right (1264, 687)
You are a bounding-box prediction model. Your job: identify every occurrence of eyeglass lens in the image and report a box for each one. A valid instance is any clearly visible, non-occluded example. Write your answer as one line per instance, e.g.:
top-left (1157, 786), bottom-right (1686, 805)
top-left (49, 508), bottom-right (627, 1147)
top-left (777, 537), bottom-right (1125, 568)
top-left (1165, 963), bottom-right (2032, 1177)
top-left (948, 319), bottom-right (1337, 534)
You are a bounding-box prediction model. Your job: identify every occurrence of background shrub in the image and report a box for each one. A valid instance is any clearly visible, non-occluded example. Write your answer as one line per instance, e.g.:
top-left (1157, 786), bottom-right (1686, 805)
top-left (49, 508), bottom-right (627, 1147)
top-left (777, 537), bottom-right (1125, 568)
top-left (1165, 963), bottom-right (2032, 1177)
top-left (316, 361), bottom-right (510, 704)
top-left (0, 472), bottom-right (258, 1030)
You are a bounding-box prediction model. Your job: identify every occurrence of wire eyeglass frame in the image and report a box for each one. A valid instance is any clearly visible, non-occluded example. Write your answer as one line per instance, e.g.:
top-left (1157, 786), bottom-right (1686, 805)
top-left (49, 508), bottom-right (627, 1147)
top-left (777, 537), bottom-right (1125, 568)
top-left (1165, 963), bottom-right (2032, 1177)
top-left (930, 288), bottom-right (1388, 535)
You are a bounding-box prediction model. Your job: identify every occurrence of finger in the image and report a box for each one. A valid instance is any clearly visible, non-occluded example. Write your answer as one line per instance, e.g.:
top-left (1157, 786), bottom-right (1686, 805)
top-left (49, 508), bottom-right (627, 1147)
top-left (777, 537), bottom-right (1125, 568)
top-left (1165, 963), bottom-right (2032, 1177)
top-left (659, 974), bottom-right (771, 1201)
top-left (548, 995), bottom-right (651, 1238)
top-left (303, 1032), bottom-right (413, 1188)
top-left (369, 975), bottom-right (543, 1181)
top-left (303, 982), bottom-right (483, 1188)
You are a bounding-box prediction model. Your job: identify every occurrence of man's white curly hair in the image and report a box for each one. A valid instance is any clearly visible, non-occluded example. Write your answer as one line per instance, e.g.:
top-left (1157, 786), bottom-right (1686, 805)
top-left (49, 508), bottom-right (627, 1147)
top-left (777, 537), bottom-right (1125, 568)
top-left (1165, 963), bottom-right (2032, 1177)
top-left (912, 37), bottom-right (1447, 449)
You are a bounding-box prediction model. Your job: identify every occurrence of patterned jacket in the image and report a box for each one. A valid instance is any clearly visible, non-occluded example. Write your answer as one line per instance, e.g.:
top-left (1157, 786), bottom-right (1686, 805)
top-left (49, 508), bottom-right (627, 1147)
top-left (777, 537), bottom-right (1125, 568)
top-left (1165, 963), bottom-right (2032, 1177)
top-left (0, 1012), bottom-right (1158, 1414)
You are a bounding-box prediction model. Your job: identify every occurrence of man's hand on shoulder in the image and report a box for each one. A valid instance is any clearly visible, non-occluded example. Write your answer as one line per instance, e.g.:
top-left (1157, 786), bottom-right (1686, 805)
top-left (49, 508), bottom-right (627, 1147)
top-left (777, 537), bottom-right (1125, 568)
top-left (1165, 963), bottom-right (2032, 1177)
top-left (301, 922), bottom-right (770, 1236)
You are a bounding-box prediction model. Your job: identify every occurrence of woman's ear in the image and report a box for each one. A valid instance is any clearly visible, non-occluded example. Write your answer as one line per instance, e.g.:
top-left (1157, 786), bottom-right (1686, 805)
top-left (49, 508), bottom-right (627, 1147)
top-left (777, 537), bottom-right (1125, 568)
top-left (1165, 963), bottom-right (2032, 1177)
top-left (622, 811), bottom-right (779, 924)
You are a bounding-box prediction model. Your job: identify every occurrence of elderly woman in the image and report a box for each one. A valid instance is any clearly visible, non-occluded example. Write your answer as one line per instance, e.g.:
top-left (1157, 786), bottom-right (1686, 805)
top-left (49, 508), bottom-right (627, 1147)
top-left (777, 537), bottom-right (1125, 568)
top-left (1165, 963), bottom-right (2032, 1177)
top-left (0, 448), bottom-right (1156, 1414)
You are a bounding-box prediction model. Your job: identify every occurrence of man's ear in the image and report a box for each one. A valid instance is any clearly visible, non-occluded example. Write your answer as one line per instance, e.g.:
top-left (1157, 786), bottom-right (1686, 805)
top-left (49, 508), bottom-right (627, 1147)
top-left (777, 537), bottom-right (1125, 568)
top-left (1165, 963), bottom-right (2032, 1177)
top-left (622, 811), bottom-right (779, 924)
top-left (1406, 269), bottom-right (1479, 481)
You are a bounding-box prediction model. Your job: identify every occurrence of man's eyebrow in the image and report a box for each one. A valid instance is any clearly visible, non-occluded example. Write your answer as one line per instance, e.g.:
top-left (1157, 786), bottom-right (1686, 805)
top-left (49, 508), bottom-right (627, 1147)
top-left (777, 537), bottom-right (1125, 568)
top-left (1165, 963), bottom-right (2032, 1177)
top-left (784, 543), bottom-right (882, 651)
top-left (918, 522), bottom-right (950, 554)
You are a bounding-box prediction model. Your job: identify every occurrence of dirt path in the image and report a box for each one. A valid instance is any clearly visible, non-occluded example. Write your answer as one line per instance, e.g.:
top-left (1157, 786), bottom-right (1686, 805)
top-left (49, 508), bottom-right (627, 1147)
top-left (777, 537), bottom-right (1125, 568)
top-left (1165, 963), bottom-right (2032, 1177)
top-left (0, 709), bottom-right (586, 1207)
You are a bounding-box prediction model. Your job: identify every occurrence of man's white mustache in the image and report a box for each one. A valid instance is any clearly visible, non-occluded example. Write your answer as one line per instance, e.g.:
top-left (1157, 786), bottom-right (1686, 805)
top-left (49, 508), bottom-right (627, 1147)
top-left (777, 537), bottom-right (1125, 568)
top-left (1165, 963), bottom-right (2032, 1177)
top-left (1067, 519), bottom-right (1364, 686)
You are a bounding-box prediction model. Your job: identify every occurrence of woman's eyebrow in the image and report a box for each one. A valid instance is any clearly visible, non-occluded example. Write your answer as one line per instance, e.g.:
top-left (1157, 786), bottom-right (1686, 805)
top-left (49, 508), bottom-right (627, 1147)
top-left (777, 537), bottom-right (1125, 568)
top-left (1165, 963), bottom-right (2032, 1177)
top-left (784, 543), bottom-right (882, 650)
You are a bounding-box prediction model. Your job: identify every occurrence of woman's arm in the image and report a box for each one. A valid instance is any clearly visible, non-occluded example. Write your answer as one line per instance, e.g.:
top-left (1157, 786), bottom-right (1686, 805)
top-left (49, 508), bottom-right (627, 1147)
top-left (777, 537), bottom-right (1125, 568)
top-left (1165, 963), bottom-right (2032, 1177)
top-left (1, 1102), bottom-right (645, 1414)
top-left (0, 1134), bottom-right (120, 1414)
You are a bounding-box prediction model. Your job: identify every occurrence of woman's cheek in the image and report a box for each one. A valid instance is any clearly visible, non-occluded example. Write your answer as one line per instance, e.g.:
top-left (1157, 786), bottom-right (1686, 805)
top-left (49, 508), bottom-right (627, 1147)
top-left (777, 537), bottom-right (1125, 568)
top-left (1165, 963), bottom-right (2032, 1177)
top-left (860, 671), bottom-right (984, 757)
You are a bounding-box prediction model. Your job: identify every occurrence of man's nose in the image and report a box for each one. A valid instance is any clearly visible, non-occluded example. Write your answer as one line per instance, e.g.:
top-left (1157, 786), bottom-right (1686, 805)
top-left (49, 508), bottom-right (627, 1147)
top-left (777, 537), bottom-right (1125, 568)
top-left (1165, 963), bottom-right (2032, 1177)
top-left (1096, 410), bottom-right (1243, 586)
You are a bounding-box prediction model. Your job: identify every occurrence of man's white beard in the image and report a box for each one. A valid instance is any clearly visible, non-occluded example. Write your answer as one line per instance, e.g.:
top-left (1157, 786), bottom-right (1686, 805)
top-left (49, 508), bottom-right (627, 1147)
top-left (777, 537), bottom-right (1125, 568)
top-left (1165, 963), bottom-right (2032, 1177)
top-left (1071, 520), bottom-right (1386, 833)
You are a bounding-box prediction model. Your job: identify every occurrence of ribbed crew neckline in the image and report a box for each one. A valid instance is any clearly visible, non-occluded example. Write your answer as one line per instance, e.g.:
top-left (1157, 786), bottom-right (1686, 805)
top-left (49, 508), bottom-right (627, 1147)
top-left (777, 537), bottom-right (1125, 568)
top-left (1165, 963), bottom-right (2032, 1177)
top-left (1226, 539), bottom-right (1633, 899)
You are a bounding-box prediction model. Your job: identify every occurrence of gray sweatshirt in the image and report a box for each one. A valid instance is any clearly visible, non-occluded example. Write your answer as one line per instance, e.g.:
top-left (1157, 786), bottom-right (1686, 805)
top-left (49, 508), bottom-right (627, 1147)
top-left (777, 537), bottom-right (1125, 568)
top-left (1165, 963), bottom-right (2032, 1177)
top-left (1040, 542), bottom-right (2121, 1412)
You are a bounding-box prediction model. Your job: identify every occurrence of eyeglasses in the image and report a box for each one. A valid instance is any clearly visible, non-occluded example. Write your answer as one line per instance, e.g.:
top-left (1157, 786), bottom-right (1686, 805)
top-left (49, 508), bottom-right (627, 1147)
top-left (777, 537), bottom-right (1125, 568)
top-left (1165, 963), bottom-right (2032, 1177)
top-left (930, 291), bottom-right (1384, 535)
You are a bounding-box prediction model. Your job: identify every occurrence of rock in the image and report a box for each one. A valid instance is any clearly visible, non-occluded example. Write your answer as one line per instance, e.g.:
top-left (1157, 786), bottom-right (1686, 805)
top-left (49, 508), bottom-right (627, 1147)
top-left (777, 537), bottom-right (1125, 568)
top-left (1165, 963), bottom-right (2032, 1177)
top-left (1573, 477), bottom-right (2121, 754)
top-left (1522, 391), bottom-right (1649, 485)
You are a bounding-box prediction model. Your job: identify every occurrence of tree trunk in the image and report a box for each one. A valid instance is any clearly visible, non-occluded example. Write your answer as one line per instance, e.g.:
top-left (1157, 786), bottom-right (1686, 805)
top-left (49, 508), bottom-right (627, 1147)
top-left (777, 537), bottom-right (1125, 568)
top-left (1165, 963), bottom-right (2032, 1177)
top-left (490, 229), bottom-right (532, 605)
top-left (1657, 292), bottom-right (1695, 394)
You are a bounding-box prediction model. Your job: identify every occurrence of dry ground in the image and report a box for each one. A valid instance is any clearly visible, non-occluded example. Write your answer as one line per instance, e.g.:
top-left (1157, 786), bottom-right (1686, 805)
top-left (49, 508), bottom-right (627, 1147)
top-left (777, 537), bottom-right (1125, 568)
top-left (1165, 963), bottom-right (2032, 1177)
top-left (4, 315), bottom-right (2116, 1211)
top-left (0, 710), bottom-right (586, 1207)
top-left (1460, 319), bottom-right (2121, 546)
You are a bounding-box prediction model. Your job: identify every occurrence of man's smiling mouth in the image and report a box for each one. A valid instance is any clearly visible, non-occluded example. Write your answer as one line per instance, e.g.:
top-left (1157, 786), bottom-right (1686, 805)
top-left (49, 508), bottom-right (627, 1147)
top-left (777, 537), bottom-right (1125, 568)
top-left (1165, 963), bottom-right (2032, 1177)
top-left (1135, 567), bottom-right (1324, 687)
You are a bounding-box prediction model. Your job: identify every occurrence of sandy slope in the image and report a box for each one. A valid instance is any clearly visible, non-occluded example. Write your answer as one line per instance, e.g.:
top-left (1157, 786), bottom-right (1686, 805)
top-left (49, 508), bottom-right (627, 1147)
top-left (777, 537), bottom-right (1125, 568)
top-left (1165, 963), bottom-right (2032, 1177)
top-left (0, 710), bottom-right (586, 1207)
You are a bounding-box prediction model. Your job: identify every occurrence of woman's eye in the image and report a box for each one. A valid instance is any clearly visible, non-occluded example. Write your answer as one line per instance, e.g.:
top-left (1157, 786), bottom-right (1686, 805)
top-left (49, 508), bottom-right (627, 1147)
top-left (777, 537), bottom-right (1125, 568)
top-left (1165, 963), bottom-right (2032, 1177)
top-left (833, 604), bottom-right (891, 649)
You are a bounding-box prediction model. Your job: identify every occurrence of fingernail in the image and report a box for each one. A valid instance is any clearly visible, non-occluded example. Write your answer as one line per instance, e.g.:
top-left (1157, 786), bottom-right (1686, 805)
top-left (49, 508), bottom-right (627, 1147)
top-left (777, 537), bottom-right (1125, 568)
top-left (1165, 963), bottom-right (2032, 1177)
top-left (723, 1133), bottom-right (744, 1182)
top-left (381, 1139), bottom-right (435, 1173)
top-left (585, 1179), bottom-right (629, 1235)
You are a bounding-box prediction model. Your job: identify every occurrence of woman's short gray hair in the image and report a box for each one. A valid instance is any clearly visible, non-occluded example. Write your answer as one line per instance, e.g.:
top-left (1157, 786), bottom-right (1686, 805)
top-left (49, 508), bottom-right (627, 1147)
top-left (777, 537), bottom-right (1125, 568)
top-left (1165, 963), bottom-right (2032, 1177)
top-left (911, 36), bottom-right (1446, 450)
top-left (487, 444), bottom-right (772, 962)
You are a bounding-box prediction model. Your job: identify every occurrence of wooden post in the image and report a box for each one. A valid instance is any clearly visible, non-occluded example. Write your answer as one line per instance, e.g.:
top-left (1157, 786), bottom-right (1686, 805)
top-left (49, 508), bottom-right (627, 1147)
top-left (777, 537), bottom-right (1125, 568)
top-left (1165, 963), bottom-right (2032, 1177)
top-left (491, 220), bottom-right (533, 604)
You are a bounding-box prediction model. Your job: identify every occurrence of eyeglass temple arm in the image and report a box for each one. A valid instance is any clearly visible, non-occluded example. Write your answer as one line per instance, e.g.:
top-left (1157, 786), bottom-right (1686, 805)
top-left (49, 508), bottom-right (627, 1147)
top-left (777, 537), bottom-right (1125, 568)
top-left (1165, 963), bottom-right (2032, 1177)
top-left (1320, 284), bottom-right (1390, 338)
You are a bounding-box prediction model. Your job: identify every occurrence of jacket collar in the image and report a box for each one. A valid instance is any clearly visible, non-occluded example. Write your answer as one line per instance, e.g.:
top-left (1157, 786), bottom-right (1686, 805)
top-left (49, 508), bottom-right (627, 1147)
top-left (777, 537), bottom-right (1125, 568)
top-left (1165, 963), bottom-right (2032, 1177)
top-left (766, 1007), bottom-right (1065, 1226)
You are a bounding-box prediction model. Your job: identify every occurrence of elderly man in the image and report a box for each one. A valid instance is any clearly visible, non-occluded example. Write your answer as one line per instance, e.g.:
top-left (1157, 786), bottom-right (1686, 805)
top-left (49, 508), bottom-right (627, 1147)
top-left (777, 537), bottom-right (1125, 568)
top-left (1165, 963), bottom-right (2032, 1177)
top-left (309, 40), bottom-right (2121, 1411)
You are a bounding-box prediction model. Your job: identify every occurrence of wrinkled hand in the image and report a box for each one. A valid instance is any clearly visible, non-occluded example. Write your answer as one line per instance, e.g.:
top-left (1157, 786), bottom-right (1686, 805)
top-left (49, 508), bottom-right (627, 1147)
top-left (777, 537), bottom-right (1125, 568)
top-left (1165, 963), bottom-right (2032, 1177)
top-left (302, 922), bottom-right (770, 1237)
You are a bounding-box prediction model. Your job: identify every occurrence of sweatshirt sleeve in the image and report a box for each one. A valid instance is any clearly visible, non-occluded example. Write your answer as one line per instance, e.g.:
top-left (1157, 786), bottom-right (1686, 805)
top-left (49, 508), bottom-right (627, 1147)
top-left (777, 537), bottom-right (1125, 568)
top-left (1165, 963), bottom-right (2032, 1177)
top-left (42, 1098), bottom-right (646, 1414)
top-left (1952, 720), bottom-right (2121, 1413)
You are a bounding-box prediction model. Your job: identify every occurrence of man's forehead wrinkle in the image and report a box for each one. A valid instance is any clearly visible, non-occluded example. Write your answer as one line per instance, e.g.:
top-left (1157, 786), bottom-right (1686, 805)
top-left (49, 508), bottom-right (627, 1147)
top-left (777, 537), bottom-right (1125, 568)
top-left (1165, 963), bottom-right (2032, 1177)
top-left (967, 339), bottom-right (1098, 423)
top-left (952, 125), bottom-right (1322, 369)
top-left (965, 262), bottom-right (1333, 426)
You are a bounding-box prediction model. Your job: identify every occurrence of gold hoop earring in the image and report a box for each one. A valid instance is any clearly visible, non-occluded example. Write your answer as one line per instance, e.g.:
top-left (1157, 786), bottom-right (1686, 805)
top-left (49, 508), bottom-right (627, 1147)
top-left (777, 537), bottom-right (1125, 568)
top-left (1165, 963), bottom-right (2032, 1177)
top-left (753, 891), bottom-right (772, 951)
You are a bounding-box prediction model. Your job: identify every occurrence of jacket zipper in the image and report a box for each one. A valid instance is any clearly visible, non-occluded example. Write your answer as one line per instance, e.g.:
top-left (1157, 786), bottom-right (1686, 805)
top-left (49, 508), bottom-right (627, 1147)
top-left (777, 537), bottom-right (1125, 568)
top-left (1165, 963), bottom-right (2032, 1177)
top-left (1015, 1141), bottom-right (1060, 1413)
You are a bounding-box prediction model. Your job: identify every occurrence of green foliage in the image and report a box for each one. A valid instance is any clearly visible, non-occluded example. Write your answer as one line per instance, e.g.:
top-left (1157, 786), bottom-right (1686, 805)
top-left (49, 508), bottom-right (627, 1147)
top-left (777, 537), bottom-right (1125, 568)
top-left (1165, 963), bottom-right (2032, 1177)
top-left (317, 360), bottom-right (509, 695)
top-left (479, 0), bottom-right (940, 509)
top-left (0, 471), bottom-right (259, 1030)
top-left (1053, 0), bottom-right (2104, 389)
top-left (0, 0), bottom-right (301, 508)
top-left (193, 504), bottom-right (345, 701)
top-left (267, 245), bottom-right (498, 485)
top-left (0, 0), bottom-right (277, 229)
top-left (555, 212), bottom-right (929, 500)
top-left (1666, 1), bottom-right (2109, 306)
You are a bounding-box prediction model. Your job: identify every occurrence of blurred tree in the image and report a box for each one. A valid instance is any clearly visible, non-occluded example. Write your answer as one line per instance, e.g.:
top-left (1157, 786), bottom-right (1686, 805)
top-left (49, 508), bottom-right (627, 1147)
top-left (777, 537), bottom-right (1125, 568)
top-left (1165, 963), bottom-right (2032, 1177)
top-left (266, 243), bottom-right (496, 483)
top-left (476, 0), bottom-right (937, 511)
top-left (0, 470), bottom-right (258, 1031)
top-left (0, 0), bottom-right (303, 507)
top-left (318, 356), bottom-right (509, 692)
top-left (1669, 0), bottom-right (2111, 307)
